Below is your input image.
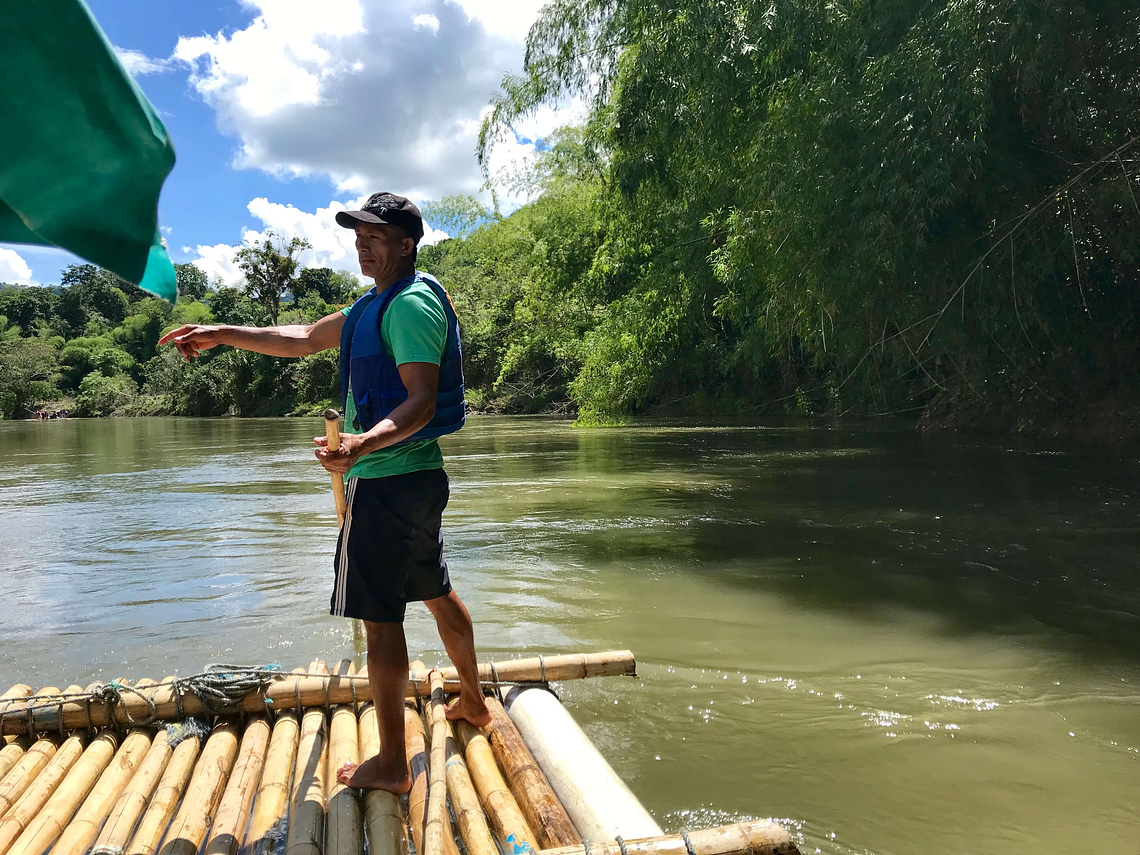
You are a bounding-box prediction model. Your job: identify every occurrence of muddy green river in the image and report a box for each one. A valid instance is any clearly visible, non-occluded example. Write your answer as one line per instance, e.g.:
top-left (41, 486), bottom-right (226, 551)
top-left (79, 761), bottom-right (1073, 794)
top-left (1, 417), bottom-right (1138, 854)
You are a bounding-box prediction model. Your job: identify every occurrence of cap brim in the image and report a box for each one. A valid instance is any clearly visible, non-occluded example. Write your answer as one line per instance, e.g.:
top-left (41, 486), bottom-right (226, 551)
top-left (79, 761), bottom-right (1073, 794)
top-left (335, 210), bottom-right (384, 229)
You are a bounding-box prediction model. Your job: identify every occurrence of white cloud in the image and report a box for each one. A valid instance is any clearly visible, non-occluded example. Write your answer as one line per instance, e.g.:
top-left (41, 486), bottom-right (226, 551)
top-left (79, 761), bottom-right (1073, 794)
top-left (191, 244), bottom-right (242, 286)
top-left (0, 248), bottom-right (36, 286)
top-left (172, 0), bottom-right (571, 201)
top-left (450, 0), bottom-right (547, 43)
top-left (188, 195), bottom-right (450, 287)
top-left (421, 223), bottom-right (450, 246)
top-left (413, 13), bottom-right (441, 33)
top-left (114, 46), bottom-right (178, 76)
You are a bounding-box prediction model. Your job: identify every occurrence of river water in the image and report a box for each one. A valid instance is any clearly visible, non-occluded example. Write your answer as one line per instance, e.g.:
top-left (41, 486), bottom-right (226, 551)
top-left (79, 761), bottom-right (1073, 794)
top-left (1, 416), bottom-right (1137, 854)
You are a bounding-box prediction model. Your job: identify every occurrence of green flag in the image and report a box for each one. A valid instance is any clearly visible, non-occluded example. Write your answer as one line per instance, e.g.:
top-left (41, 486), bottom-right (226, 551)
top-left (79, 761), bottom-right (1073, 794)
top-left (0, 0), bottom-right (178, 301)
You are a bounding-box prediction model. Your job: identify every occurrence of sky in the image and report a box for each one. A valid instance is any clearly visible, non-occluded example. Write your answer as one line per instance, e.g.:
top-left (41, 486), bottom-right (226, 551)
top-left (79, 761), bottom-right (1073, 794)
top-left (0, 0), bottom-right (567, 288)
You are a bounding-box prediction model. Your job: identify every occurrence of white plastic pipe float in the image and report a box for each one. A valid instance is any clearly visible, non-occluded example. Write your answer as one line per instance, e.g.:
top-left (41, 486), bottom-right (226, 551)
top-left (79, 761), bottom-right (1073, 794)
top-left (504, 687), bottom-right (662, 843)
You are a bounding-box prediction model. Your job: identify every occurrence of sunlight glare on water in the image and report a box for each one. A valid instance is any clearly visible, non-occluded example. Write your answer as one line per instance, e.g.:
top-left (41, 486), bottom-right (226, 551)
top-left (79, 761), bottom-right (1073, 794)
top-left (1, 416), bottom-right (1139, 855)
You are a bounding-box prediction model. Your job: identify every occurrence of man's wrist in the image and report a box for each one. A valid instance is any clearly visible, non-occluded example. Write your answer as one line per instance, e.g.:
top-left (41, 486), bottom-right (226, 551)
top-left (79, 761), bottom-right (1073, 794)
top-left (358, 426), bottom-right (389, 455)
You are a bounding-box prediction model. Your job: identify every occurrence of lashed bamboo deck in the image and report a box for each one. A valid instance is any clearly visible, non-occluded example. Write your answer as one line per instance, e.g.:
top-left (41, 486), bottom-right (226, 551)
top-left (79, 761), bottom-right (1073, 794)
top-left (0, 652), bottom-right (798, 855)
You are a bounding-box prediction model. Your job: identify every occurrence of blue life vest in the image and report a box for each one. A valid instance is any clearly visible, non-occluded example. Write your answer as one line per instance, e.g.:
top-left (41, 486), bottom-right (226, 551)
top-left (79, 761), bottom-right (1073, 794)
top-left (339, 271), bottom-right (465, 442)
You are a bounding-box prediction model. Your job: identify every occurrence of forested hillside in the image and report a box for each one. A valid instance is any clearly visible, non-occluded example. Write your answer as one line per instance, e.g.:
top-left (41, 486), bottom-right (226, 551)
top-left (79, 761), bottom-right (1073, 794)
top-left (3, 0), bottom-right (1139, 442)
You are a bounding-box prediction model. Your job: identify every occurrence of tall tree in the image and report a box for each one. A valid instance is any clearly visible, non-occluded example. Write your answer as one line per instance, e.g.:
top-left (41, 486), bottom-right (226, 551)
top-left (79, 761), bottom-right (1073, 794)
top-left (234, 232), bottom-right (310, 324)
top-left (174, 263), bottom-right (209, 302)
top-left (294, 267), bottom-right (358, 304)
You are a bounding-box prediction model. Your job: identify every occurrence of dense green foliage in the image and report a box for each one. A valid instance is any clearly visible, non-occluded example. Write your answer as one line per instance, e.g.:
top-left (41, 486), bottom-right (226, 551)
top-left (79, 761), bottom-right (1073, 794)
top-left (460, 0), bottom-right (1140, 433)
top-left (0, 263), bottom-right (355, 419)
top-left (5, 0), bottom-right (1139, 439)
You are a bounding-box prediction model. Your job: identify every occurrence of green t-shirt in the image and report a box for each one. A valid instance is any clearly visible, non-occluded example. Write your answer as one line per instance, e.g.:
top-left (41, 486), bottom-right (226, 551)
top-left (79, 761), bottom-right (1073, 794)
top-left (341, 281), bottom-right (447, 479)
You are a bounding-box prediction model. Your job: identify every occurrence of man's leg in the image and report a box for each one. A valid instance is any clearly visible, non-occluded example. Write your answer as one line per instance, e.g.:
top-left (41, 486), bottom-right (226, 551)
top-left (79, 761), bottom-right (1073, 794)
top-left (424, 590), bottom-right (491, 726)
top-left (336, 620), bottom-right (413, 792)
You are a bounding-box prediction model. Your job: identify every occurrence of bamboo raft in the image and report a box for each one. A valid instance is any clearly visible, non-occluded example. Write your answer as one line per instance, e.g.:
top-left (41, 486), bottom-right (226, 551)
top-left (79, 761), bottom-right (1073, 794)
top-left (0, 651), bottom-right (798, 855)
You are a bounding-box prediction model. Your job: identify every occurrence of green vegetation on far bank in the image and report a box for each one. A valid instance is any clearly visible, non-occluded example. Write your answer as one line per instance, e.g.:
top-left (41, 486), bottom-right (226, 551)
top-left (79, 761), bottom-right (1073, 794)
top-left (0, 252), bottom-right (359, 420)
top-left (4, 0), bottom-right (1140, 444)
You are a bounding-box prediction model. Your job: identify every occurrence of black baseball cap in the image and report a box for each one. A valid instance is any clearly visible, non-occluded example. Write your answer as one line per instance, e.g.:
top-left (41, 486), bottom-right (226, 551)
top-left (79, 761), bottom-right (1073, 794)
top-left (335, 192), bottom-right (425, 243)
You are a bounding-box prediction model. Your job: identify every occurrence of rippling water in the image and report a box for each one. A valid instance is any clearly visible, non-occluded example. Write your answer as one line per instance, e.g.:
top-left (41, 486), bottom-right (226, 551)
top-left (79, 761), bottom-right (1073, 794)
top-left (1, 416), bottom-right (1138, 854)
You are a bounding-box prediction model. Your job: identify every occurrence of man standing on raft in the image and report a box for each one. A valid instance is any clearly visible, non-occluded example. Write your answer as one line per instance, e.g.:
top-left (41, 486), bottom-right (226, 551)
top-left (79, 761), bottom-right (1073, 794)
top-left (159, 193), bottom-right (491, 792)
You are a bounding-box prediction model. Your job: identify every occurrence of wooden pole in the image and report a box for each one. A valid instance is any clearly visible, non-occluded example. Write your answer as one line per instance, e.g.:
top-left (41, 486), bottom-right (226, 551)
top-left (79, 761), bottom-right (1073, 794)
top-left (0, 750), bottom-right (20, 791)
top-left (204, 717), bottom-right (270, 855)
top-left (0, 681), bottom-right (99, 854)
top-left (537, 821), bottom-right (799, 855)
top-left (441, 713), bottom-right (497, 855)
top-left (503, 687), bottom-right (661, 841)
top-left (3, 729), bottom-right (119, 855)
top-left (326, 660), bottom-right (363, 855)
top-left (0, 738), bottom-right (56, 821)
top-left (481, 696), bottom-right (580, 849)
top-left (50, 727), bottom-right (153, 855)
top-left (454, 719), bottom-right (537, 854)
top-left (404, 708), bottom-right (426, 851)
top-left (124, 723), bottom-right (204, 855)
top-left (423, 672), bottom-right (449, 855)
top-left (285, 661), bottom-right (329, 855)
top-left (0, 732), bottom-right (85, 853)
top-left (357, 697), bottom-right (406, 855)
top-left (157, 719), bottom-right (241, 855)
top-left (325, 409), bottom-right (348, 528)
top-left (0, 685), bottom-right (54, 788)
top-left (91, 729), bottom-right (173, 855)
top-left (0, 651), bottom-right (637, 736)
top-left (0, 688), bottom-right (31, 749)
top-left (241, 705), bottom-right (300, 855)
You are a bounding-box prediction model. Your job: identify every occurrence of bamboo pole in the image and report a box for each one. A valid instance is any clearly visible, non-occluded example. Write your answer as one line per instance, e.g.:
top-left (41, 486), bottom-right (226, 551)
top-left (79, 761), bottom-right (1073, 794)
top-left (1, 652), bottom-right (637, 736)
top-left (538, 822), bottom-right (799, 855)
top-left (91, 730), bottom-right (172, 855)
top-left (204, 717), bottom-right (271, 855)
top-left (0, 738), bottom-right (56, 821)
top-left (50, 727), bottom-right (153, 855)
top-left (0, 688), bottom-right (31, 748)
top-left (325, 410), bottom-right (348, 528)
top-left (356, 698), bottom-right (405, 855)
top-left (454, 718), bottom-right (537, 855)
top-left (124, 723), bottom-right (204, 855)
top-left (0, 728), bottom-right (86, 854)
top-left (482, 696), bottom-right (580, 849)
top-left (284, 661), bottom-right (329, 855)
top-left (326, 660), bottom-right (362, 855)
top-left (3, 729), bottom-right (119, 855)
top-left (407, 701), bottom-right (459, 855)
top-left (157, 719), bottom-right (241, 855)
top-left (241, 707), bottom-right (300, 855)
top-left (441, 713), bottom-right (496, 855)
top-left (0, 686), bottom-right (51, 787)
top-left (404, 706), bottom-right (430, 855)
top-left (0, 681), bottom-right (95, 850)
top-left (0, 750), bottom-right (20, 791)
top-left (422, 672), bottom-right (449, 855)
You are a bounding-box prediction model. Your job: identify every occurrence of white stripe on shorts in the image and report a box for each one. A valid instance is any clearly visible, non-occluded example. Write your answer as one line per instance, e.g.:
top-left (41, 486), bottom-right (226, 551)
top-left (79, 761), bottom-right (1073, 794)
top-left (333, 476), bottom-right (359, 616)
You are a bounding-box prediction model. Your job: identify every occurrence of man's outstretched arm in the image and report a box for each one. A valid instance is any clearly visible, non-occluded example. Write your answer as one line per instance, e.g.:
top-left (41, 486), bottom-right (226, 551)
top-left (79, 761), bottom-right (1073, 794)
top-left (158, 310), bottom-right (347, 360)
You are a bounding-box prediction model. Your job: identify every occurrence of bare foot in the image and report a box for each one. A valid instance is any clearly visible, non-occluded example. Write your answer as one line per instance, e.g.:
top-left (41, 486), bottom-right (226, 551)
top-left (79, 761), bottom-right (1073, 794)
top-left (445, 694), bottom-right (492, 727)
top-left (336, 757), bottom-right (412, 793)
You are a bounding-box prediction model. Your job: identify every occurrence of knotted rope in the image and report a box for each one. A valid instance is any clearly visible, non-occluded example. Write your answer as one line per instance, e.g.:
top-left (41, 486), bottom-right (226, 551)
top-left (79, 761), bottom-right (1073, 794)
top-left (0, 664), bottom-right (285, 735)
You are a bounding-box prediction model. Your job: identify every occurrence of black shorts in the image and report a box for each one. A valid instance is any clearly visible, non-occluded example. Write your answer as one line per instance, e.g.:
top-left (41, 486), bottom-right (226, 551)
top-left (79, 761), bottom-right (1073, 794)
top-left (331, 468), bottom-right (452, 623)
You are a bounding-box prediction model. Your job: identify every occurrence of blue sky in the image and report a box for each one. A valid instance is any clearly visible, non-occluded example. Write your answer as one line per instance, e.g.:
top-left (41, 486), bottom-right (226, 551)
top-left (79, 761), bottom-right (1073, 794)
top-left (1, 0), bottom-right (564, 287)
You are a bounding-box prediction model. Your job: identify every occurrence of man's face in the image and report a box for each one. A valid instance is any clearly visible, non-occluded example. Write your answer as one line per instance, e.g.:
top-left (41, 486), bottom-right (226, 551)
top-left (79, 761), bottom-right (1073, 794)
top-left (355, 222), bottom-right (411, 279)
